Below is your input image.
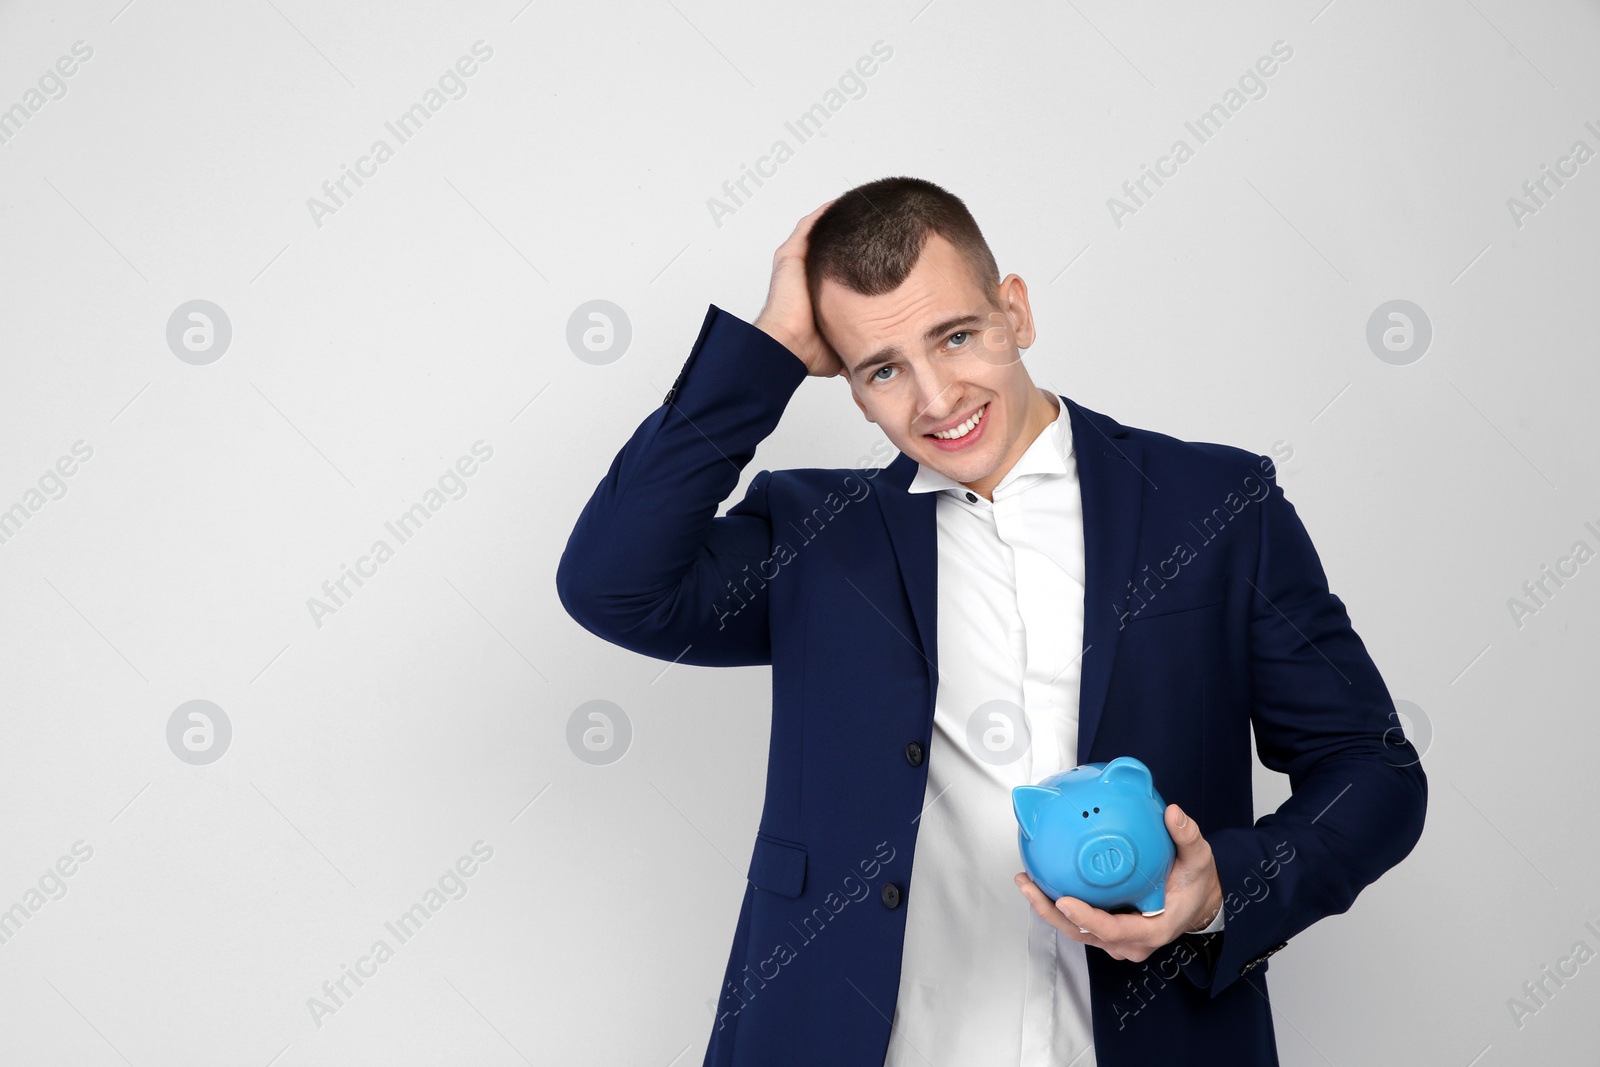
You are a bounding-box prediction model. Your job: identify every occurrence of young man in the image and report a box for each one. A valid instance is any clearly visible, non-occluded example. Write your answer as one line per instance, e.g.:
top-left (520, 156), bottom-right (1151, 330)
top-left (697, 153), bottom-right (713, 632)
top-left (556, 177), bottom-right (1426, 1066)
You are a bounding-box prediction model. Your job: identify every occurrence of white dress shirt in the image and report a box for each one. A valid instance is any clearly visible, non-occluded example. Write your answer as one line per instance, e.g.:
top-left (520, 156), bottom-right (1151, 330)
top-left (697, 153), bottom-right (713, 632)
top-left (881, 389), bottom-right (1220, 1067)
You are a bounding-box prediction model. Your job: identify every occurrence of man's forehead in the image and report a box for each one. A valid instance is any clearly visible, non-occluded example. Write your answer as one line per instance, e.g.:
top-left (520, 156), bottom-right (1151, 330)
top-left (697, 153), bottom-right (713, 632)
top-left (826, 301), bottom-right (986, 377)
top-left (819, 269), bottom-right (978, 331)
top-left (821, 281), bottom-right (955, 330)
top-left (819, 268), bottom-right (987, 338)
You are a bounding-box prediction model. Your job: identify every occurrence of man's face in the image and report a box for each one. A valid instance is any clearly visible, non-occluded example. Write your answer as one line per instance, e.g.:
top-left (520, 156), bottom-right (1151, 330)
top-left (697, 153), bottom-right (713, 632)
top-left (816, 232), bottom-right (1049, 499)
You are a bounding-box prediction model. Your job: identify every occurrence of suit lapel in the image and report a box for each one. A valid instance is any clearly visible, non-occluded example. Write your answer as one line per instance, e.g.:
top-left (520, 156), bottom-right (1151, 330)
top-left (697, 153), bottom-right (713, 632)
top-left (1063, 395), bottom-right (1145, 765)
top-left (871, 394), bottom-right (1146, 768)
top-left (872, 449), bottom-right (940, 704)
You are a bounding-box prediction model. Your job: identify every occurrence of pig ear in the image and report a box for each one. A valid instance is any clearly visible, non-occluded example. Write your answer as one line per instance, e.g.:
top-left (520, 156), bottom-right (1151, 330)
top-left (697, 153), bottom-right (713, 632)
top-left (1100, 757), bottom-right (1154, 796)
top-left (1012, 785), bottom-right (1056, 841)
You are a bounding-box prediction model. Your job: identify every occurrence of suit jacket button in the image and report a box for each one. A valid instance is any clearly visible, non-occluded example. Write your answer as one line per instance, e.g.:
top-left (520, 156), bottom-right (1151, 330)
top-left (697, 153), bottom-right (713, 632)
top-left (881, 882), bottom-right (903, 909)
top-left (662, 387), bottom-right (677, 405)
top-left (905, 741), bottom-right (924, 767)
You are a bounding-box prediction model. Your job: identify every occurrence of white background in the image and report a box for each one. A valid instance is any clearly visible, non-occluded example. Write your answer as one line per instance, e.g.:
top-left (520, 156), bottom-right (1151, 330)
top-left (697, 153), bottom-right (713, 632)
top-left (0, 0), bottom-right (1596, 1063)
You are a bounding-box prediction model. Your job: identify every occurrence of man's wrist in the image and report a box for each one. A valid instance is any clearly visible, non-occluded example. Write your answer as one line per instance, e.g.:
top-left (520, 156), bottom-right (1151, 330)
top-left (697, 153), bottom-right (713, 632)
top-left (1189, 901), bottom-right (1225, 934)
top-left (752, 315), bottom-right (799, 355)
top-left (1187, 886), bottom-right (1225, 933)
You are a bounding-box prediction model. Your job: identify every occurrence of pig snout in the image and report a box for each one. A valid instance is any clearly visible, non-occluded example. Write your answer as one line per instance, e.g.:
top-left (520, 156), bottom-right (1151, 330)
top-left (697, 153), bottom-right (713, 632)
top-left (1076, 833), bottom-right (1138, 887)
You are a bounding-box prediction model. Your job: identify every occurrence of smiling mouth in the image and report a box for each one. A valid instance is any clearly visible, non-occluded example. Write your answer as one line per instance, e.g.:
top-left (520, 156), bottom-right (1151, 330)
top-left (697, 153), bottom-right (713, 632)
top-left (926, 403), bottom-right (987, 441)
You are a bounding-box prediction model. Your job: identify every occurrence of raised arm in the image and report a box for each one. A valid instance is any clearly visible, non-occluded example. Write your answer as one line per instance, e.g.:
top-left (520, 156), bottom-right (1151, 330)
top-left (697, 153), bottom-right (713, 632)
top-left (554, 200), bottom-right (842, 667)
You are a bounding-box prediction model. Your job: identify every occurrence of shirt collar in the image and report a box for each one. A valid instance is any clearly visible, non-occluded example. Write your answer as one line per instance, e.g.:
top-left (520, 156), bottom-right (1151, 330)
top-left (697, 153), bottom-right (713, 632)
top-left (907, 390), bottom-right (1072, 497)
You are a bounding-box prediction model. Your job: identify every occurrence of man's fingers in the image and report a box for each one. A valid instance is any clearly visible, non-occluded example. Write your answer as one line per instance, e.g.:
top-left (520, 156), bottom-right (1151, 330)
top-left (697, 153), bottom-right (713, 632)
top-left (1054, 896), bottom-right (1096, 935)
top-left (1017, 878), bottom-right (1114, 937)
top-left (805, 196), bottom-right (838, 222)
top-left (776, 200), bottom-right (835, 265)
top-left (1016, 877), bottom-right (1160, 961)
top-left (1016, 877), bottom-right (1096, 941)
top-left (789, 197), bottom-right (838, 244)
top-left (1057, 896), bottom-right (1141, 943)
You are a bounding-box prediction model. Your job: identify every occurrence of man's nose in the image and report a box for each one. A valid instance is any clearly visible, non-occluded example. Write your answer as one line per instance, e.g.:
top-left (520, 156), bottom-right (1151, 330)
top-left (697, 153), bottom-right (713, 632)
top-left (911, 363), bottom-right (962, 426)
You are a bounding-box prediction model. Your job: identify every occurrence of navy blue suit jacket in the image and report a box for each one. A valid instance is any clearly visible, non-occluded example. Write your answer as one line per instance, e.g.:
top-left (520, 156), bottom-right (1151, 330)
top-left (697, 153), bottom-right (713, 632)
top-left (556, 305), bottom-right (1427, 1066)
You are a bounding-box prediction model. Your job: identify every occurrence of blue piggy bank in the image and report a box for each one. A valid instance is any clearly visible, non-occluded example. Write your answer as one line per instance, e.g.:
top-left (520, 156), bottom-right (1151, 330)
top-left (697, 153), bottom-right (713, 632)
top-left (1012, 757), bottom-right (1176, 915)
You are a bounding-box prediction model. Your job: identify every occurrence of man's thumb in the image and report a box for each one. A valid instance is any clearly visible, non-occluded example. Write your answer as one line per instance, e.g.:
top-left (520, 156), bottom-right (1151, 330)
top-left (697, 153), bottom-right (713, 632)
top-left (1168, 803), bottom-right (1199, 847)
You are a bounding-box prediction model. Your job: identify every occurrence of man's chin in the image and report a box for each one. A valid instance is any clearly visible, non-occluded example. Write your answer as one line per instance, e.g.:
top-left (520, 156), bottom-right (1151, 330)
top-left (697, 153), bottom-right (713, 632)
top-left (916, 450), bottom-right (991, 485)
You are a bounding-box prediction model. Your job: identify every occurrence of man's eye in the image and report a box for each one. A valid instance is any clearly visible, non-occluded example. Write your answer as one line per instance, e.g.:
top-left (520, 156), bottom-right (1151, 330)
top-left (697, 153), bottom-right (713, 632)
top-left (871, 365), bottom-right (897, 383)
top-left (948, 331), bottom-right (970, 347)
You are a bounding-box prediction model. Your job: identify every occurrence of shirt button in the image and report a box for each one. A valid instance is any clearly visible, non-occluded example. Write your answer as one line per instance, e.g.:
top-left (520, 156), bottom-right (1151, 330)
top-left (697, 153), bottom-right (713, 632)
top-left (965, 491), bottom-right (978, 503)
top-left (881, 882), bottom-right (903, 909)
top-left (904, 741), bottom-right (924, 767)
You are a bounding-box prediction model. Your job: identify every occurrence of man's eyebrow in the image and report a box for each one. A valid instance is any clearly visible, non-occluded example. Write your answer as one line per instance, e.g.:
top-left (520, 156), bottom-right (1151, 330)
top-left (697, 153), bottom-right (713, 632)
top-left (850, 314), bottom-right (984, 377)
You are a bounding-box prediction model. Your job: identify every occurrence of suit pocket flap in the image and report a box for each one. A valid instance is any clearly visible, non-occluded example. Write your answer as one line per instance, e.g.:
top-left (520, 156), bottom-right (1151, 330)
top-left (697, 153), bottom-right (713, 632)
top-left (1125, 575), bottom-right (1227, 622)
top-left (748, 833), bottom-right (807, 898)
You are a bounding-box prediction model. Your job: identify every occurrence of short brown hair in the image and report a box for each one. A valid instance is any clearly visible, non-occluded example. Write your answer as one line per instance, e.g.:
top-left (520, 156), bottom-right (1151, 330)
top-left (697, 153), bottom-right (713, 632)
top-left (805, 176), bottom-right (1000, 307)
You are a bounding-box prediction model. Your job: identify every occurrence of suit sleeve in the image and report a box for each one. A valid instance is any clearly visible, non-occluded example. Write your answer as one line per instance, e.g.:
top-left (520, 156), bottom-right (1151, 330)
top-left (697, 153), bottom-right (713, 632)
top-left (1180, 456), bottom-right (1428, 996)
top-left (555, 304), bottom-right (809, 668)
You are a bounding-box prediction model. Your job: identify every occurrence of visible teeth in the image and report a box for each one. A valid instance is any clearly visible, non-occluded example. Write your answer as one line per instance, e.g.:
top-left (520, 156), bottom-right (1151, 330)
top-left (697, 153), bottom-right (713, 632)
top-left (932, 404), bottom-right (985, 440)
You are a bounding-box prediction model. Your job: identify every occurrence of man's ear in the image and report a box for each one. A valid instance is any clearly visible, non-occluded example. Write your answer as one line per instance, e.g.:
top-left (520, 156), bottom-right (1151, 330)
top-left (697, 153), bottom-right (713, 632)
top-left (998, 273), bottom-right (1036, 350)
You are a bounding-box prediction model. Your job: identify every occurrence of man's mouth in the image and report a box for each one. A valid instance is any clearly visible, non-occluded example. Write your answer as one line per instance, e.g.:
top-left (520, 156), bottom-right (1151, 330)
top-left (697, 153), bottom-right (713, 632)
top-left (924, 403), bottom-right (988, 450)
